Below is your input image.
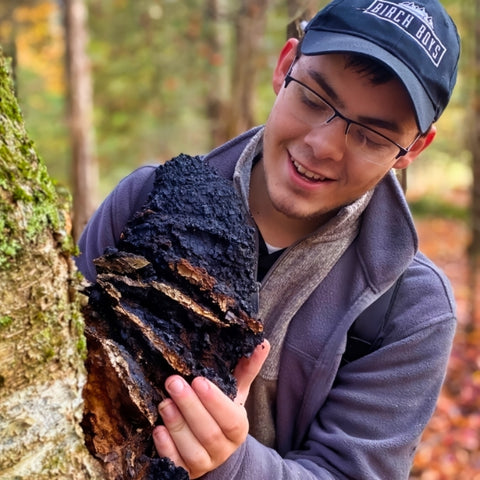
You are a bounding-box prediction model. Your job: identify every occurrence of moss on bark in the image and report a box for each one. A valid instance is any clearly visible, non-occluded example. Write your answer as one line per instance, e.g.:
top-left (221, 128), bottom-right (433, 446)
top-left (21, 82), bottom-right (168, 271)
top-left (0, 54), bottom-right (76, 268)
top-left (0, 52), bottom-right (102, 478)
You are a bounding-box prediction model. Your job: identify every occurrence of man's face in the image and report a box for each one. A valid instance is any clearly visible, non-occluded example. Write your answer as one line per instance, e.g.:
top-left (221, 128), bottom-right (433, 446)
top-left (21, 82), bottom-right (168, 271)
top-left (260, 50), bottom-right (421, 226)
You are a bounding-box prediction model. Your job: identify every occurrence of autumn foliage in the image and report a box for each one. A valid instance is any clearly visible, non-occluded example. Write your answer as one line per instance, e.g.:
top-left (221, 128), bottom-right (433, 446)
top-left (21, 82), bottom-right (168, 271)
top-left (410, 212), bottom-right (480, 479)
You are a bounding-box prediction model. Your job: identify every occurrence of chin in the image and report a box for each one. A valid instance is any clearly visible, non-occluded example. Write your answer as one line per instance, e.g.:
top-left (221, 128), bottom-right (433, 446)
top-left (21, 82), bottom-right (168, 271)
top-left (272, 197), bottom-right (329, 222)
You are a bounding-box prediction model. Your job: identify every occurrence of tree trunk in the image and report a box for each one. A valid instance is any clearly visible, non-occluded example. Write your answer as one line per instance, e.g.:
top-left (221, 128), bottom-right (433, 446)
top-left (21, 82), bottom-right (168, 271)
top-left (64, 0), bottom-right (98, 242)
top-left (226, 0), bottom-right (269, 139)
top-left (204, 0), bottom-right (228, 147)
top-left (0, 52), bottom-right (102, 479)
top-left (286, 0), bottom-right (316, 38)
top-left (470, 0), bottom-right (480, 327)
top-left (0, 3), bottom-right (19, 95)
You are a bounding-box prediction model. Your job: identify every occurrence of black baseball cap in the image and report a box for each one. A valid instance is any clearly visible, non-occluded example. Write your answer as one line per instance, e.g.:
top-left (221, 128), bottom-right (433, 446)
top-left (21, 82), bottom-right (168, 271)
top-left (301, 0), bottom-right (460, 133)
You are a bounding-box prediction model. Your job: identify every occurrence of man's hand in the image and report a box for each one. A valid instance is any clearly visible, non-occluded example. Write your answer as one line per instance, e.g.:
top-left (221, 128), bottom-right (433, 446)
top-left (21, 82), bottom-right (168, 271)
top-left (153, 340), bottom-right (270, 479)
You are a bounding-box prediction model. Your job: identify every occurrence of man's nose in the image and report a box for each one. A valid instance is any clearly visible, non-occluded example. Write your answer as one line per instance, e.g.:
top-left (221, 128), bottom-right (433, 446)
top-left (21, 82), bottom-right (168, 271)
top-left (303, 116), bottom-right (348, 162)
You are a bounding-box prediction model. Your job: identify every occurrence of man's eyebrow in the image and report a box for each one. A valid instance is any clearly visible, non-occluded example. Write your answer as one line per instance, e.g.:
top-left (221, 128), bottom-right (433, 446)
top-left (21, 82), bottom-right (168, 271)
top-left (306, 68), bottom-right (403, 134)
top-left (307, 68), bottom-right (344, 107)
top-left (357, 114), bottom-right (402, 134)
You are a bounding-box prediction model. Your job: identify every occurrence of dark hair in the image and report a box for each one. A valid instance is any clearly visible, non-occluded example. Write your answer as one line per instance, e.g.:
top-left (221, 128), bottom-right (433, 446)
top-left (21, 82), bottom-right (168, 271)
top-left (295, 38), bottom-right (394, 85)
top-left (343, 54), bottom-right (394, 85)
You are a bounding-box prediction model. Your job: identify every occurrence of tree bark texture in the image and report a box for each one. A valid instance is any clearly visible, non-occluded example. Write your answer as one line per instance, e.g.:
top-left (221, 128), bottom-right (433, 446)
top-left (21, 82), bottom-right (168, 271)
top-left (0, 52), bottom-right (102, 479)
top-left (64, 0), bottom-right (98, 242)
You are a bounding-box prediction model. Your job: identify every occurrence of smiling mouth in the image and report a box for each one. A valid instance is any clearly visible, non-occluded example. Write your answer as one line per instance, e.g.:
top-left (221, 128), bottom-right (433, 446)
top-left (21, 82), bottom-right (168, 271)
top-left (292, 159), bottom-right (329, 182)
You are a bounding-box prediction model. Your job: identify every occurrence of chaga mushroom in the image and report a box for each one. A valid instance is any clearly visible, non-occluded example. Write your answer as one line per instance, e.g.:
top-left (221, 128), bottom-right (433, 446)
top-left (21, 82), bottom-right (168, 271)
top-left (81, 154), bottom-right (263, 479)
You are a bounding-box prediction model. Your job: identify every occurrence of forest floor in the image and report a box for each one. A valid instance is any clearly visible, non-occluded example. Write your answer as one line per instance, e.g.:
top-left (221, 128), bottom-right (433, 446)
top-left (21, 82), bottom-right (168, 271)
top-left (408, 186), bottom-right (480, 479)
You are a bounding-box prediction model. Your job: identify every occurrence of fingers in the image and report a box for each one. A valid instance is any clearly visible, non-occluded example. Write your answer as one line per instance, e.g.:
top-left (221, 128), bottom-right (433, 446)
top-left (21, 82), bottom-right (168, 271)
top-left (191, 376), bottom-right (248, 444)
top-left (153, 342), bottom-right (270, 477)
top-left (156, 375), bottom-right (245, 478)
top-left (155, 391), bottom-right (213, 477)
top-left (152, 423), bottom-right (186, 470)
top-left (161, 376), bottom-right (246, 446)
top-left (234, 339), bottom-right (270, 405)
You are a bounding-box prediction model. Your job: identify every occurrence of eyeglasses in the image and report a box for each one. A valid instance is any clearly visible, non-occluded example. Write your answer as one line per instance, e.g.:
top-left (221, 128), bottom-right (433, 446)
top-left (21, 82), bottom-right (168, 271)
top-left (283, 64), bottom-right (421, 165)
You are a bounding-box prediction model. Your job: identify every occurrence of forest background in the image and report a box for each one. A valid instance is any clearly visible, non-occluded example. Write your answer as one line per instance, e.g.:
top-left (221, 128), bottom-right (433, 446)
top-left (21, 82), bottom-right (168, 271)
top-left (0, 0), bottom-right (479, 478)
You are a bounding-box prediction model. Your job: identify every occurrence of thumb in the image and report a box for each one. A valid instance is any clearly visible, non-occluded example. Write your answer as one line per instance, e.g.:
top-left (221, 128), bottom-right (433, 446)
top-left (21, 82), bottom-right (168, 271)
top-left (234, 340), bottom-right (270, 405)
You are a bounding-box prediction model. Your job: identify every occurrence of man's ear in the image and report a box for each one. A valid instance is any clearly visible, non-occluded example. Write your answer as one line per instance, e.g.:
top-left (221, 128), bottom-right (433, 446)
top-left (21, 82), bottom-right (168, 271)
top-left (272, 38), bottom-right (299, 95)
top-left (393, 125), bottom-right (437, 170)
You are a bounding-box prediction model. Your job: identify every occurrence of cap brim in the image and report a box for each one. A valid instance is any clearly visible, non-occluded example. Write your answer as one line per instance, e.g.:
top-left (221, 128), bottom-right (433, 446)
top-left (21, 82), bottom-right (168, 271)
top-left (301, 31), bottom-right (434, 133)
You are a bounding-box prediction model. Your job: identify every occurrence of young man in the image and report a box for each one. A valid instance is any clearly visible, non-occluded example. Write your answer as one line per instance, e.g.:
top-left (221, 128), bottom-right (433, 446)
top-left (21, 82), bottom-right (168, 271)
top-left (76, 0), bottom-right (460, 478)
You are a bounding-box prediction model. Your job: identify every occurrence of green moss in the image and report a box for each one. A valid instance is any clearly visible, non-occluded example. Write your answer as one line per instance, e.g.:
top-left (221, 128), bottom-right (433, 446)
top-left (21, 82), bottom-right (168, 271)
top-left (76, 335), bottom-right (87, 360)
top-left (12, 185), bottom-right (33, 202)
top-left (70, 308), bottom-right (87, 359)
top-left (0, 315), bottom-right (12, 329)
top-left (0, 52), bottom-right (69, 270)
top-left (36, 327), bottom-right (57, 361)
top-left (0, 240), bottom-right (19, 258)
top-left (0, 63), bottom-right (23, 125)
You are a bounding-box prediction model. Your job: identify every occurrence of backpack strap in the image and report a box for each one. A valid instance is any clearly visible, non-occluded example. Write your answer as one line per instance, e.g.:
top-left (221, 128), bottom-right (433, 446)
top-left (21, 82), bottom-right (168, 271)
top-left (340, 277), bottom-right (402, 366)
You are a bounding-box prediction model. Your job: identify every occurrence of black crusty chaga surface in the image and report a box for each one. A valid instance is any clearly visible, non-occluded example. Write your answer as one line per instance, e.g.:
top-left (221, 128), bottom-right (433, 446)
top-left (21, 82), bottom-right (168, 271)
top-left (81, 154), bottom-right (263, 480)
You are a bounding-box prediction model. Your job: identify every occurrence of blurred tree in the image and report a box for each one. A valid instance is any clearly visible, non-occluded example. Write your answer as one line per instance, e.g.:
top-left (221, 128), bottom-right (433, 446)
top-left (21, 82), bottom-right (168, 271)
top-left (286, 0), bottom-right (317, 38)
top-left (0, 2), bottom-right (18, 86)
top-left (203, 0), bottom-right (228, 147)
top-left (0, 1), bottom-right (47, 81)
top-left (63, 0), bottom-right (98, 241)
top-left (286, 0), bottom-right (317, 17)
top-left (225, 0), bottom-right (269, 139)
top-left (469, 0), bottom-right (480, 326)
top-left (86, 0), bottom-right (214, 193)
top-left (0, 1), bottom-right (70, 193)
top-left (0, 1), bottom-right (54, 93)
top-left (0, 50), bottom-right (101, 479)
